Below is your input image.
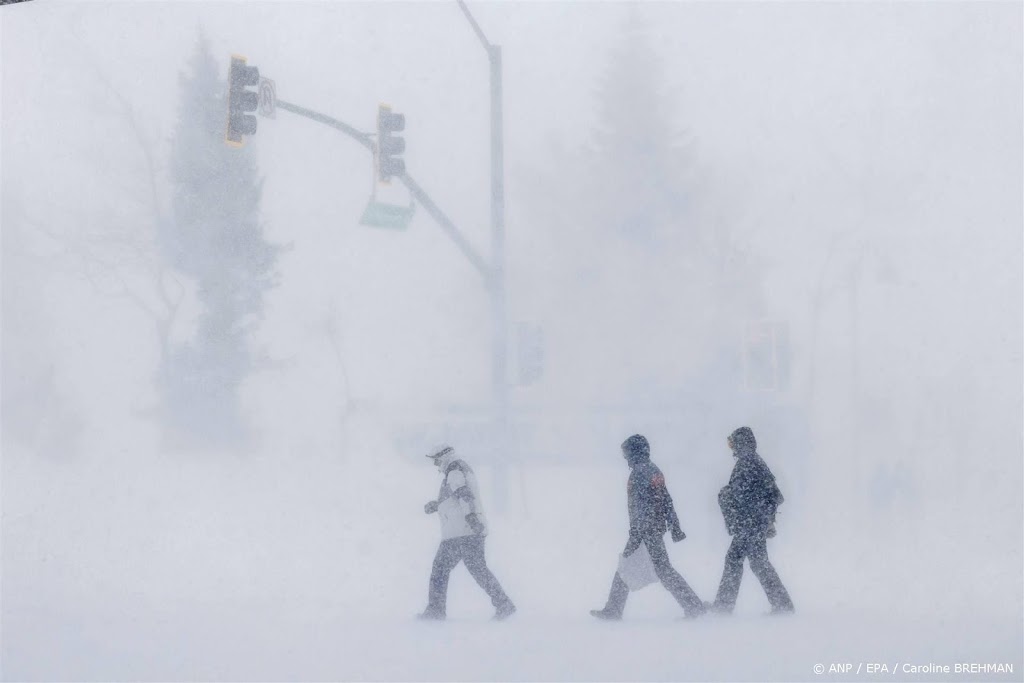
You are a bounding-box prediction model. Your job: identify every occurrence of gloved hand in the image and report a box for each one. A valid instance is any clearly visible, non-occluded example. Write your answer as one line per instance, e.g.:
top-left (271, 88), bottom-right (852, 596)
top-left (466, 513), bottom-right (485, 535)
top-left (671, 526), bottom-right (686, 543)
top-left (622, 535), bottom-right (641, 558)
top-left (424, 500), bottom-right (439, 514)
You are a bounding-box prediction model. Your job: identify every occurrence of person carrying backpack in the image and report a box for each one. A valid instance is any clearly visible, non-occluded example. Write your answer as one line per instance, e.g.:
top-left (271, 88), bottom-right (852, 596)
top-left (709, 427), bottom-right (794, 614)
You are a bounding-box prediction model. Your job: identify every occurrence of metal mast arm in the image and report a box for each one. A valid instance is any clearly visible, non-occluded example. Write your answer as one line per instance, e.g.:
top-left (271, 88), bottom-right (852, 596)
top-left (400, 173), bottom-right (491, 282)
top-left (276, 99), bottom-right (375, 152)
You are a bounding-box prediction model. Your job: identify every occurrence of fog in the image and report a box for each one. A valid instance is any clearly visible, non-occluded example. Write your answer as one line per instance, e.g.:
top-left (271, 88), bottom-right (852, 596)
top-left (2, 1), bottom-right (1021, 681)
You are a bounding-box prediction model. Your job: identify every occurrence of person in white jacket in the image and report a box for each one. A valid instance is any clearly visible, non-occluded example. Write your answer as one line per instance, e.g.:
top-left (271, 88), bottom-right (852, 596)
top-left (418, 444), bottom-right (516, 621)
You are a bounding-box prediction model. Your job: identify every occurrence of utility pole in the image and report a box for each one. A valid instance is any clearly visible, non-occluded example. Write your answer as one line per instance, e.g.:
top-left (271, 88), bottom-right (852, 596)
top-left (458, 0), bottom-right (508, 512)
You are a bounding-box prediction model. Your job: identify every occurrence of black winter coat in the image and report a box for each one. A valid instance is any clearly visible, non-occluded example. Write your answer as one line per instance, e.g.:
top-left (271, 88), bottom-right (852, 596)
top-left (719, 453), bottom-right (784, 537)
top-left (624, 459), bottom-right (685, 554)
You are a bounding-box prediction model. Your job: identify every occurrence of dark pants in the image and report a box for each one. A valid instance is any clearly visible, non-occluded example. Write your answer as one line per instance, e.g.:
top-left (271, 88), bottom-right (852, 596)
top-left (426, 535), bottom-right (511, 616)
top-left (713, 532), bottom-right (794, 612)
top-left (602, 533), bottom-right (705, 617)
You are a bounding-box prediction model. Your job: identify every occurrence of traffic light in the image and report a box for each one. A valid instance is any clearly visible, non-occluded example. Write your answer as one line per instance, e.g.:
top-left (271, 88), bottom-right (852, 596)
top-left (377, 104), bottom-right (406, 181)
top-left (226, 55), bottom-right (259, 146)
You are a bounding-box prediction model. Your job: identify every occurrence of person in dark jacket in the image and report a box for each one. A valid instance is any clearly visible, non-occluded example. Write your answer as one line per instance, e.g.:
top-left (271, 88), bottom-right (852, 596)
top-left (591, 434), bottom-right (706, 620)
top-left (417, 444), bottom-right (516, 621)
top-left (710, 427), bottom-right (794, 614)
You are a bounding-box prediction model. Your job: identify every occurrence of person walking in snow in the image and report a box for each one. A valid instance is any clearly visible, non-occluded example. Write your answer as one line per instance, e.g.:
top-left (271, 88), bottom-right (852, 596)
top-left (590, 434), bottom-right (706, 620)
top-left (418, 444), bottom-right (516, 621)
top-left (709, 426), bottom-right (795, 614)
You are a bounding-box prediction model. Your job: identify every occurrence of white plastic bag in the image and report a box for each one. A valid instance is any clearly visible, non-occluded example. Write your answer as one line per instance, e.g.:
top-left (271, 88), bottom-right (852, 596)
top-left (617, 542), bottom-right (659, 590)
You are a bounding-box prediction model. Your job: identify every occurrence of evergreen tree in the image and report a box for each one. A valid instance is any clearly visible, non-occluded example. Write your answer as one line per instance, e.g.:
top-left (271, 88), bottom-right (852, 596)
top-left (161, 33), bottom-right (280, 445)
top-left (583, 8), bottom-right (695, 249)
top-left (518, 6), bottom-right (765, 407)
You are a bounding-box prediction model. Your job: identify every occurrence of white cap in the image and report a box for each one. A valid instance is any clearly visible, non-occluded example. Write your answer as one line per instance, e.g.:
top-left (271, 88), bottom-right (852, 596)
top-left (426, 444), bottom-right (454, 460)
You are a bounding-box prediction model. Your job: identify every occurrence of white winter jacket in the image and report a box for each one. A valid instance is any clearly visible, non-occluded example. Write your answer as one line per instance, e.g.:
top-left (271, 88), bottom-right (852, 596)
top-left (433, 451), bottom-right (488, 540)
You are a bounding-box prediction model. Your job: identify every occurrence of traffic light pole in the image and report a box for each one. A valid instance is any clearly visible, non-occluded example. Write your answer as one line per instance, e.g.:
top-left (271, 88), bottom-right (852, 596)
top-left (458, 0), bottom-right (509, 512)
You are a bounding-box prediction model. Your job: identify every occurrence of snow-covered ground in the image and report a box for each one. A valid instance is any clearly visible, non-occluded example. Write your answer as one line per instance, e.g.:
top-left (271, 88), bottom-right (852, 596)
top-left (5, 603), bottom-right (1020, 682)
top-left (3, 436), bottom-right (1021, 681)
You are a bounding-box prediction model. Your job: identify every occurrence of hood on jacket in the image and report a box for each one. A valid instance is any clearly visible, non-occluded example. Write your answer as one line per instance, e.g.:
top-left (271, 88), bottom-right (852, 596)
top-left (621, 434), bottom-right (651, 467)
top-left (427, 444), bottom-right (456, 472)
top-left (728, 427), bottom-right (757, 457)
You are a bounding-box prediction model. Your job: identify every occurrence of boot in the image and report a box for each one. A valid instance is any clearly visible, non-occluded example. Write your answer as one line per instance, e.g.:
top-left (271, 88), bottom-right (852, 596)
top-left (416, 608), bottom-right (445, 621)
top-left (589, 608), bottom-right (622, 621)
top-left (705, 600), bottom-right (732, 615)
top-left (682, 601), bottom-right (707, 619)
top-left (493, 601), bottom-right (517, 621)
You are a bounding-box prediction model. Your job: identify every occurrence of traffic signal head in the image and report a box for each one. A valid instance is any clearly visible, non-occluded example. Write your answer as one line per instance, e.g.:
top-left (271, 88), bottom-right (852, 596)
top-left (377, 104), bottom-right (406, 181)
top-left (226, 55), bottom-right (260, 146)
